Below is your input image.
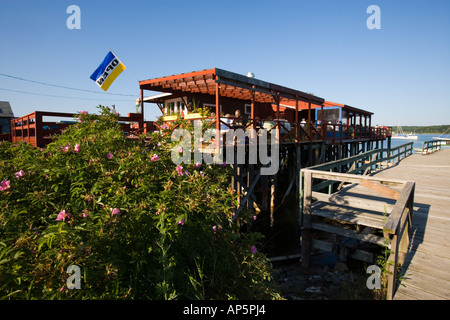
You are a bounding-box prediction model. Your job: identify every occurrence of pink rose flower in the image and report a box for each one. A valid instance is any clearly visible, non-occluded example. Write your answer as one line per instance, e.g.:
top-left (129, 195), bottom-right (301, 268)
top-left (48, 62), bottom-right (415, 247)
top-left (0, 180), bottom-right (10, 191)
top-left (56, 210), bottom-right (70, 222)
top-left (15, 170), bottom-right (25, 178)
top-left (176, 165), bottom-right (184, 176)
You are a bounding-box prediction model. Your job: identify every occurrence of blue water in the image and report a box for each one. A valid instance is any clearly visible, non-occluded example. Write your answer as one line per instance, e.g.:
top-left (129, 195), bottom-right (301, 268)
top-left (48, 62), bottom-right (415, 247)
top-left (390, 134), bottom-right (450, 152)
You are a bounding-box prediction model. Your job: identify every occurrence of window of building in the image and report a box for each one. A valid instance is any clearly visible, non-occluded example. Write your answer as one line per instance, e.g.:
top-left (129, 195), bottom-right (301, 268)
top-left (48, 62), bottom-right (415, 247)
top-left (244, 104), bottom-right (251, 115)
top-left (165, 100), bottom-right (185, 114)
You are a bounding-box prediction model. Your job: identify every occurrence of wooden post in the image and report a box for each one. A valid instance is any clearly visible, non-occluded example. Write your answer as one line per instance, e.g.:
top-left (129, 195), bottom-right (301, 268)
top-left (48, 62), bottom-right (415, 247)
top-left (215, 78), bottom-right (221, 158)
top-left (297, 146), bottom-right (305, 229)
top-left (320, 104), bottom-right (325, 139)
top-left (215, 80), bottom-right (220, 136)
top-left (275, 94), bottom-right (280, 123)
top-left (296, 145), bottom-right (301, 210)
top-left (301, 170), bottom-right (312, 267)
top-left (398, 184), bottom-right (415, 265)
top-left (295, 99), bottom-right (299, 142)
top-left (270, 174), bottom-right (277, 227)
top-left (237, 163), bottom-right (242, 216)
top-left (233, 148), bottom-right (240, 213)
top-left (140, 89), bottom-right (144, 116)
top-left (247, 164), bottom-right (254, 213)
top-left (20, 115), bottom-right (24, 139)
top-left (308, 99), bottom-right (311, 139)
top-left (398, 215), bottom-right (410, 266)
top-left (251, 86), bottom-right (256, 141)
top-left (251, 86), bottom-right (255, 128)
top-left (35, 112), bottom-right (43, 147)
top-left (386, 234), bottom-right (399, 300)
top-left (139, 89), bottom-right (144, 130)
top-left (26, 113), bottom-right (31, 146)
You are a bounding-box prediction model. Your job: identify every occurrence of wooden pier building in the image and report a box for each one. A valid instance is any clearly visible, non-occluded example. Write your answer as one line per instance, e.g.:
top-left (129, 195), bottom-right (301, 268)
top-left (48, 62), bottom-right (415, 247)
top-left (139, 68), bottom-right (393, 255)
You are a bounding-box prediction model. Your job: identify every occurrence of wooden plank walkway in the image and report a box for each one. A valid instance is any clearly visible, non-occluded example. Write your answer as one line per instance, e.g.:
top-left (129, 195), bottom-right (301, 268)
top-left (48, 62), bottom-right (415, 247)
top-left (371, 149), bottom-right (450, 300)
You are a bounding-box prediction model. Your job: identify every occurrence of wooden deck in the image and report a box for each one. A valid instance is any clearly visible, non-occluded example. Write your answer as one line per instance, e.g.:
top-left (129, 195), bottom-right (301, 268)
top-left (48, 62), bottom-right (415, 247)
top-left (371, 149), bottom-right (450, 300)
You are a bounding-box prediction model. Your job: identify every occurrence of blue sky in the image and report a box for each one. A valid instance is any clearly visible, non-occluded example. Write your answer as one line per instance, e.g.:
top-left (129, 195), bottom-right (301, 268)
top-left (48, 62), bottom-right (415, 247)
top-left (0, 0), bottom-right (449, 126)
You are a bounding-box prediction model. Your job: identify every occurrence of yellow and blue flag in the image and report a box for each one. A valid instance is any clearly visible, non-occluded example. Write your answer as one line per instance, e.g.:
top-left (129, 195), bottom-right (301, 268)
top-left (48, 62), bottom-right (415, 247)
top-left (90, 51), bottom-right (126, 91)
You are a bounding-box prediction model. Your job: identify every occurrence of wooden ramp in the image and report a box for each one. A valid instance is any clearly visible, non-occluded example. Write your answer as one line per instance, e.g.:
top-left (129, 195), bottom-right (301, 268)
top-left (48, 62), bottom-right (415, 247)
top-left (371, 149), bottom-right (450, 300)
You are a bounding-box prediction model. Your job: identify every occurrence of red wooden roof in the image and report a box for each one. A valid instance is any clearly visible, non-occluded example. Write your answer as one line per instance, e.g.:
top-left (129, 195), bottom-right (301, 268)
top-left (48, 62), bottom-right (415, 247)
top-left (139, 68), bottom-right (325, 106)
top-left (281, 100), bottom-right (373, 116)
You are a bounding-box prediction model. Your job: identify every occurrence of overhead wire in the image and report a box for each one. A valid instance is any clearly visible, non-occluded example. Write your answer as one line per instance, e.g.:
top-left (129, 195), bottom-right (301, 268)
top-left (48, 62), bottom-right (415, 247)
top-left (0, 72), bottom-right (137, 97)
top-left (0, 87), bottom-right (132, 101)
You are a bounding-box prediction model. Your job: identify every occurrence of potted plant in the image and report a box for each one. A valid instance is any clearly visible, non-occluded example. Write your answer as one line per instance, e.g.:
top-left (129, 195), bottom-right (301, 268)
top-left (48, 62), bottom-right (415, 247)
top-left (184, 98), bottom-right (208, 119)
top-left (161, 114), bottom-right (179, 121)
top-left (184, 112), bottom-right (203, 120)
top-left (161, 103), bottom-right (179, 121)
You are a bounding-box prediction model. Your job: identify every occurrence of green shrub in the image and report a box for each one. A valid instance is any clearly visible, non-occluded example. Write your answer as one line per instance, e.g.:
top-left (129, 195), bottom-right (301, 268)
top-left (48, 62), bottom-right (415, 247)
top-left (0, 106), bottom-right (278, 300)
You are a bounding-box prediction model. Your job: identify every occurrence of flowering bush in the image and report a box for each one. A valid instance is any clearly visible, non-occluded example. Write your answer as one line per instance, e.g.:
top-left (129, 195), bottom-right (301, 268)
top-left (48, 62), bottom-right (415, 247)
top-left (0, 106), bottom-right (278, 299)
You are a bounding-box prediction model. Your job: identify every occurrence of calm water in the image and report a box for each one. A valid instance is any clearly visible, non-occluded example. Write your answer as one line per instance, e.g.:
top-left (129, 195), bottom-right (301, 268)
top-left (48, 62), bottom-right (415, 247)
top-left (390, 134), bottom-right (450, 152)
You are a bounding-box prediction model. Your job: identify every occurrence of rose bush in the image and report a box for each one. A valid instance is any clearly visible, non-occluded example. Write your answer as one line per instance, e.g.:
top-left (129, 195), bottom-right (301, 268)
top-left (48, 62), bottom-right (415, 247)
top-left (0, 106), bottom-right (279, 299)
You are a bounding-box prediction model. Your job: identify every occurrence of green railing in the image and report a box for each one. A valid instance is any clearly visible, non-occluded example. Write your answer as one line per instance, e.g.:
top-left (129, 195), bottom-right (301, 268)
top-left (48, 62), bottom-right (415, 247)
top-left (303, 142), bottom-right (413, 191)
top-left (299, 142), bottom-right (413, 223)
top-left (419, 140), bottom-right (445, 155)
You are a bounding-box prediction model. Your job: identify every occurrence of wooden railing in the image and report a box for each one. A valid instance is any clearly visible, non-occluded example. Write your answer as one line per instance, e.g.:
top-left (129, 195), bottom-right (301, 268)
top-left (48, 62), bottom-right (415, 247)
top-left (383, 180), bottom-right (415, 300)
top-left (10, 111), bottom-right (154, 147)
top-left (301, 169), bottom-right (415, 300)
top-left (320, 123), bottom-right (392, 142)
top-left (10, 111), bottom-right (75, 147)
top-left (419, 139), bottom-right (445, 155)
top-left (299, 142), bottom-right (413, 196)
top-left (159, 115), bottom-right (392, 144)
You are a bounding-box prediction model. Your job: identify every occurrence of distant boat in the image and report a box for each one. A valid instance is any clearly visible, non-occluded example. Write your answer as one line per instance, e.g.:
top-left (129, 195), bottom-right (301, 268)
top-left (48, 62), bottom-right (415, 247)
top-left (433, 137), bottom-right (450, 141)
top-left (392, 133), bottom-right (418, 140)
top-left (392, 121), bottom-right (418, 140)
top-left (432, 137), bottom-right (450, 145)
top-left (433, 128), bottom-right (450, 143)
